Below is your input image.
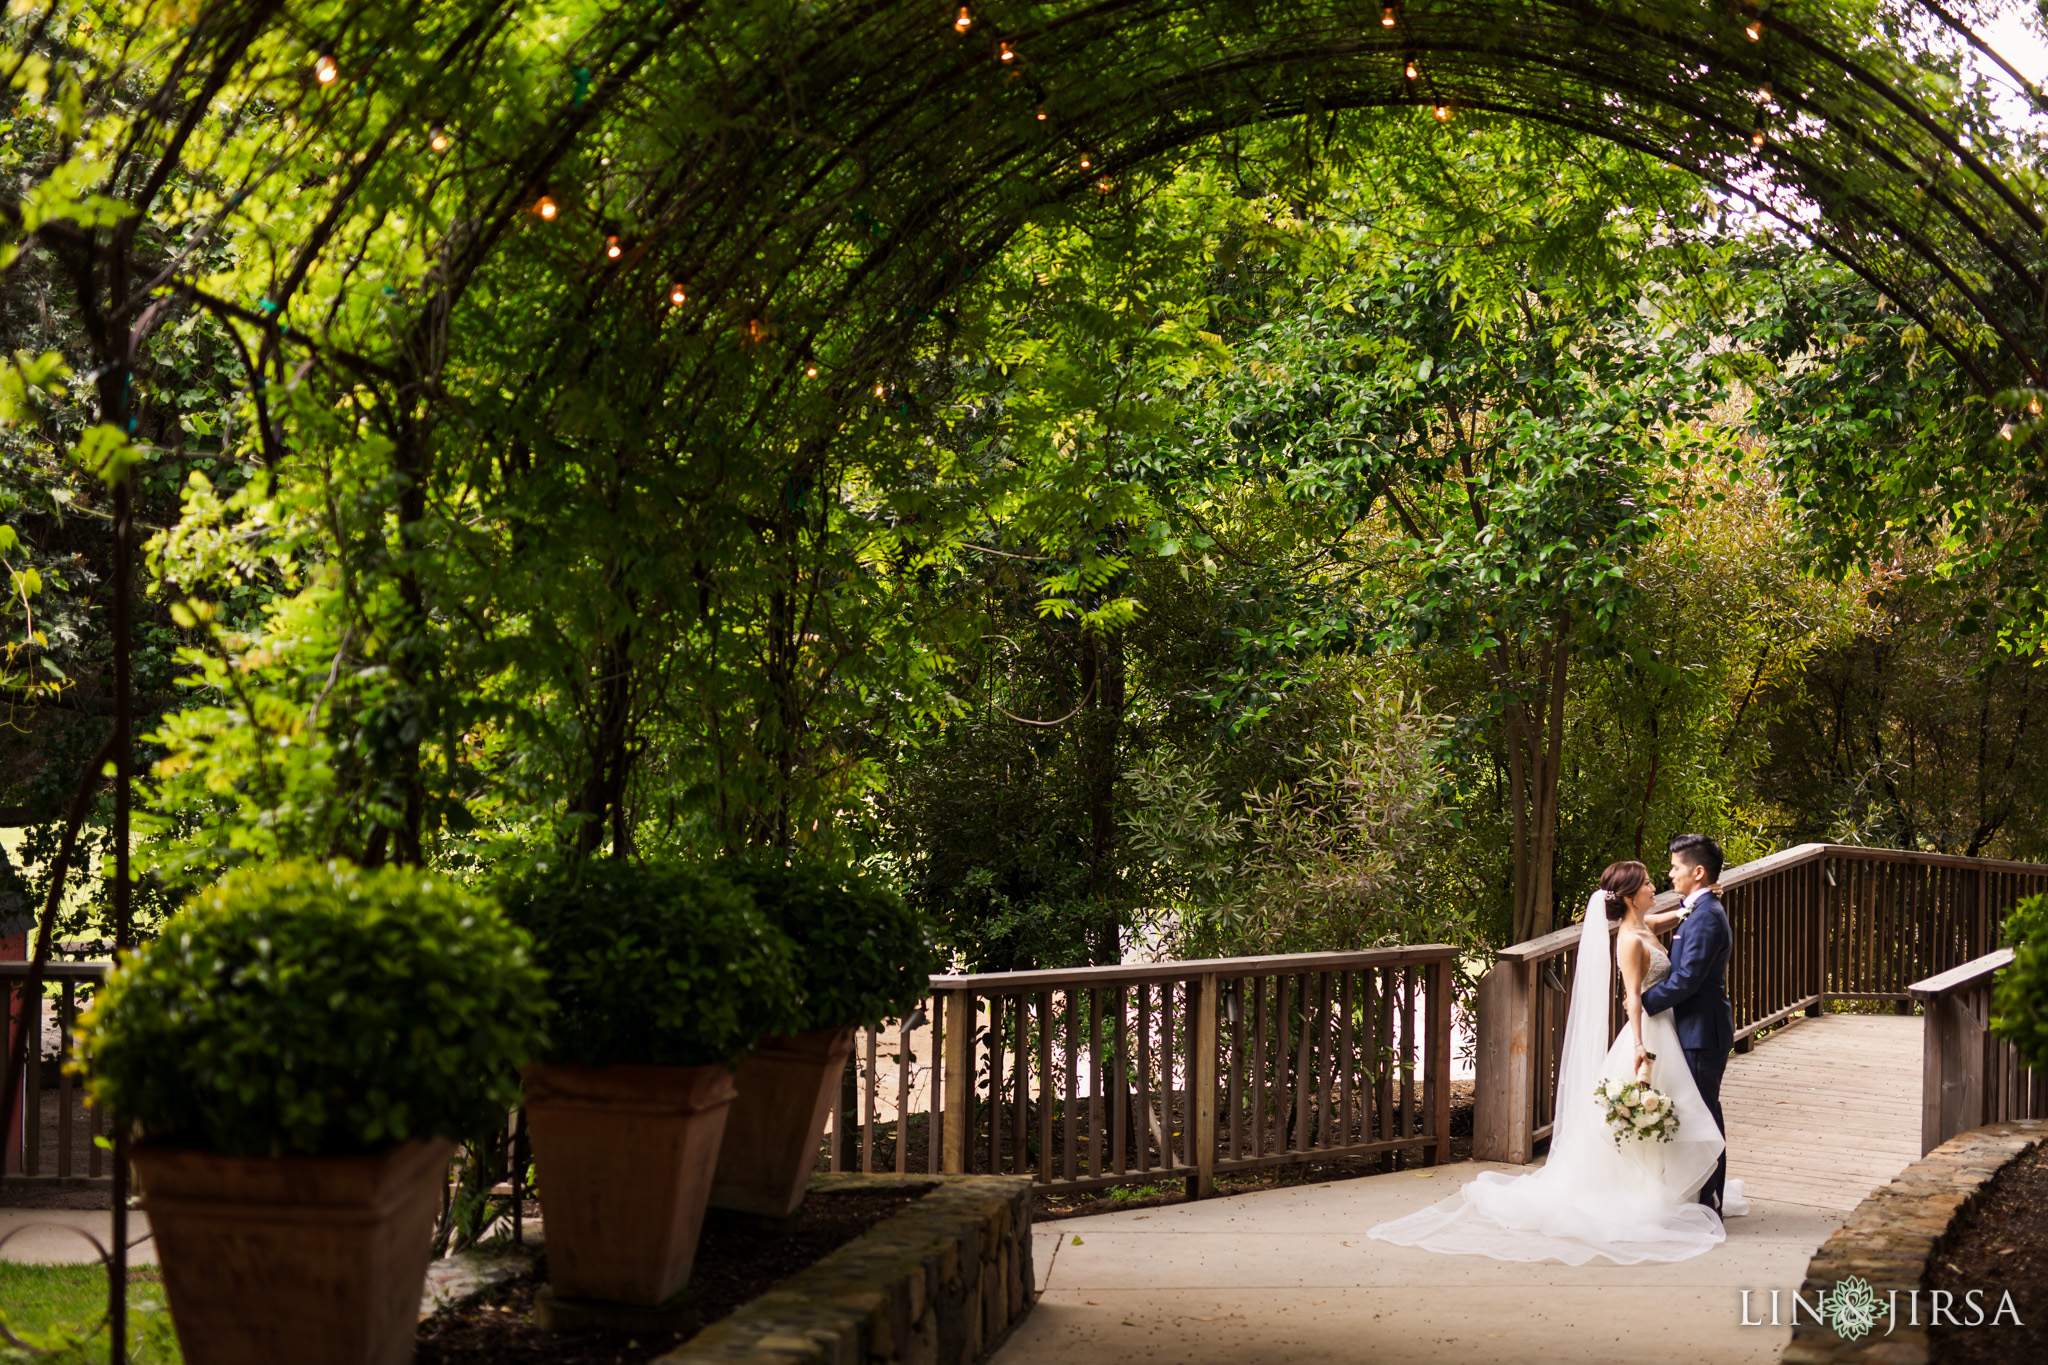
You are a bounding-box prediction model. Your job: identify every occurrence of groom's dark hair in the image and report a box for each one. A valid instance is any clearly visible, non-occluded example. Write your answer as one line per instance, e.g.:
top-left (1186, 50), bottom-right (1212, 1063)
top-left (1668, 833), bottom-right (1725, 883)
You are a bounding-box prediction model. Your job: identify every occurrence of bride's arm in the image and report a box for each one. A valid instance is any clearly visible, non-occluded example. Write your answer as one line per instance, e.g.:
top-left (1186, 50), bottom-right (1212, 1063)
top-left (1618, 934), bottom-right (1649, 1072)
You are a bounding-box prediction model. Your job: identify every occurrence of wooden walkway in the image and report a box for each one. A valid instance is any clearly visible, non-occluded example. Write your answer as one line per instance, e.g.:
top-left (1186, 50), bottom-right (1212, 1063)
top-left (1721, 1012), bottom-right (1923, 1211)
top-left (998, 1012), bottom-right (1925, 1364)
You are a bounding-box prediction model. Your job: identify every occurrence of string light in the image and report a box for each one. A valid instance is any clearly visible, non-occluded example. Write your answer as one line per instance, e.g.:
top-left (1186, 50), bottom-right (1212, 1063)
top-left (1750, 113), bottom-right (1766, 147)
top-left (1434, 104), bottom-right (1451, 121)
top-left (605, 235), bottom-right (622, 259)
top-left (1405, 58), bottom-right (1418, 81)
top-left (2001, 423), bottom-right (2015, 440)
top-left (1745, 20), bottom-right (1763, 41)
top-left (1079, 152), bottom-right (1093, 170)
top-left (874, 383), bottom-right (886, 397)
top-left (428, 125), bottom-right (451, 153)
top-left (998, 41), bottom-right (1015, 62)
top-left (1097, 176), bottom-right (1114, 193)
top-left (1758, 82), bottom-right (1773, 104)
top-left (1381, 5), bottom-right (1398, 28)
top-left (954, 6), bottom-right (972, 32)
top-left (1037, 104), bottom-right (1048, 120)
top-left (532, 195), bottom-right (559, 220)
top-left (2032, 397), bottom-right (2043, 416)
top-left (314, 54), bottom-right (339, 85)
top-left (668, 283), bottom-right (687, 306)
top-left (806, 363), bottom-right (819, 378)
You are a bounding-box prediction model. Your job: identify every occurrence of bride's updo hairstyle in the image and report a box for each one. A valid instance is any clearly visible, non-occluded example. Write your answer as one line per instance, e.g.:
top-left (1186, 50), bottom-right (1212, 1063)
top-left (1600, 861), bottom-right (1649, 921)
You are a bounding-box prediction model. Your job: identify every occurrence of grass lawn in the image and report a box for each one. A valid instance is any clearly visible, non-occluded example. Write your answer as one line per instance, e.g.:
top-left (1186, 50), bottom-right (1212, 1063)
top-left (0, 1264), bottom-right (181, 1364)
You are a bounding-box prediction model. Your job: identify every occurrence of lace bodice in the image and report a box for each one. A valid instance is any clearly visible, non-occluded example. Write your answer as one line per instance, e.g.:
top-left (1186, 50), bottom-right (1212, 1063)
top-left (1638, 936), bottom-right (1672, 991)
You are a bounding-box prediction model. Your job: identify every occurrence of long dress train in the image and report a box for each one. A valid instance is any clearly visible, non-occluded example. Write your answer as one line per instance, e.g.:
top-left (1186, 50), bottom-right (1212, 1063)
top-left (1367, 892), bottom-right (1747, 1266)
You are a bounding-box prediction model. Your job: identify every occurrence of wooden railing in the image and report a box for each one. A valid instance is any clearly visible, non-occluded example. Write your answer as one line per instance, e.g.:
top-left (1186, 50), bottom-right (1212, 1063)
top-left (826, 945), bottom-right (1459, 1197)
top-left (1472, 844), bottom-right (2048, 1164)
top-left (2, 961), bottom-right (113, 1182)
top-left (1909, 950), bottom-right (2046, 1155)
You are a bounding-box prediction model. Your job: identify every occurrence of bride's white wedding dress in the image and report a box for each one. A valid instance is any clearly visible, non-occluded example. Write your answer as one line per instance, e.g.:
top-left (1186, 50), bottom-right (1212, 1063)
top-left (1368, 890), bottom-right (1748, 1265)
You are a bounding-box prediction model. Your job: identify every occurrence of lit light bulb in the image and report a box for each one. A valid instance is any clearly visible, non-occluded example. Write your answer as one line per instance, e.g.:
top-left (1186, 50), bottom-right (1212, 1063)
top-left (874, 383), bottom-right (886, 397)
top-left (1097, 176), bottom-right (1113, 193)
top-left (668, 284), bottom-right (686, 306)
top-left (428, 125), bottom-right (451, 153)
top-left (2001, 423), bottom-right (2015, 440)
top-left (806, 363), bottom-right (819, 378)
top-left (1079, 153), bottom-right (1093, 170)
top-left (314, 54), bottom-right (339, 85)
top-left (954, 6), bottom-right (972, 32)
top-left (1745, 20), bottom-right (1762, 41)
top-left (1381, 5), bottom-right (1397, 28)
top-left (605, 235), bottom-right (622, 259)
top-left (533, 195), bottom-right (558, 220)
top-left (2031, 397), bottom-right (2043, 416)
top-left (1758, 82), bottom-right (1773, 103)
top-left (1405, 59), bottom-right (1418, 81)
top-left (998, 41), bottom-right (1014, 62)
top-left (1433, 104), bottom-right (1450, 121)
top-left (1037, 104), bottom-right (1048, 121)
top-left (1750, 114), bottom-right (1766, 147)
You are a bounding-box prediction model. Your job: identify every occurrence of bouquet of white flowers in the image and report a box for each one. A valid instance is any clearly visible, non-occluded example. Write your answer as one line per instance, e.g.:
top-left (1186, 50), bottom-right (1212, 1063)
top-left (1594, 1076), bottom-right (1680, 1145)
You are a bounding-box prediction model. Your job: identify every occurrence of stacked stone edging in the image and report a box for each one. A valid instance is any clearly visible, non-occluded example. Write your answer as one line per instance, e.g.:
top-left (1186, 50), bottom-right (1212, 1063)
top-left (656, 1172), bottom-right (1033, 1365)
top-left (1783, 1119), bottom-right (2044, 1365)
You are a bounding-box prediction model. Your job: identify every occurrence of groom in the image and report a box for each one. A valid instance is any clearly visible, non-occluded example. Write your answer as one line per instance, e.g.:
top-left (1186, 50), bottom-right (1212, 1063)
top-left (1640, 832), bottom-right (1734, 1213)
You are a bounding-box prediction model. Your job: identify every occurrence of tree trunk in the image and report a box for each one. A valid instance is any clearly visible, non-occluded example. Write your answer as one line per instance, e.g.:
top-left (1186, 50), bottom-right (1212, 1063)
top-left (1080, 629), bottom-right (1124, 965)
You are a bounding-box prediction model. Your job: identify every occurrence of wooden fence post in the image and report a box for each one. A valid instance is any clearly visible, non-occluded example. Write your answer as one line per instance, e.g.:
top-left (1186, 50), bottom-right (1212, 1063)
top-left (1425, 956), bottom-right (1452, 1167)
top-left (1472, 957), bottom-right (1534, 1164)
top-left (1191, 974), bottom-right (1218, 1198)
top-left (942, 989), bottom-right (972, 1174)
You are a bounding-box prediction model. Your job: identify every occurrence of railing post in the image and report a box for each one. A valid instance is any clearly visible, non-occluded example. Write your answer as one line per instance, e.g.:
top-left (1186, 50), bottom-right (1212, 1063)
top-left (1472, 956), bottom-right (1534, 1164)
top-left (941, 989), bottom-right (972, 1174)
top-left (1191, 974), bottom-right (1218, 1198)
top-left (1425, 955), bottom-right (1452, 1167)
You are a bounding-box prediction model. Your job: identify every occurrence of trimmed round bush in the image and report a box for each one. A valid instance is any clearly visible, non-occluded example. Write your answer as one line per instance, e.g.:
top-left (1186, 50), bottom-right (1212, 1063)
top-left (499, 858), bottom-right (802, 1069)
top-left (719, 851), bottom-right (942, 1031)
top-left (76, 860), bottom-right (546, 1157)
top-left (1993, 894), bottom-right (2048, 1072)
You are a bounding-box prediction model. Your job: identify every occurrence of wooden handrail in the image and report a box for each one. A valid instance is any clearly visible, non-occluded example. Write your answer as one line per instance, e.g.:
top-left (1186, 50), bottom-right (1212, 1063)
top-left (1909, 949), bottom-right (2015, 999)
top-left (1910, 947), bottom-right (2043, 1153)
top-left (932, 943), bottom-right (1459, 991)
top-left (834, 945), bottom-right (1461, 1198)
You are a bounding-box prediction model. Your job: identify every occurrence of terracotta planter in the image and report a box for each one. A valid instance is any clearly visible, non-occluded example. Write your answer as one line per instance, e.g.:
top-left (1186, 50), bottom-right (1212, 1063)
top-left (710, 1025), bottom-right (855, 1219)
top-left (132, 1136), bottom-right (454, 1365)
top-left (522, 1061), bottom-right (736, 1305)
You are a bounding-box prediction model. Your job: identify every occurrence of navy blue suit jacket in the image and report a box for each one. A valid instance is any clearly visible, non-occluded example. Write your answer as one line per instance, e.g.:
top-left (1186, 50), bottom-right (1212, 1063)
top-left (1640, 890), bottom-right (1734, 1053)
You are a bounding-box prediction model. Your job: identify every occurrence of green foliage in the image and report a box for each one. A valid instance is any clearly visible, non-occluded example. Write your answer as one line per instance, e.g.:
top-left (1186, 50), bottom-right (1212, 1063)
top-left (0, 1265), bottom-right (179, 1365)
top-left (1992, 895), bottom-right (2048, 1074)
top-left (719, 851), bottom-right (943, 1029)
top-left (499, 858), bottom-right (802, 1068)
top-left (75, 861), bottom-right (545, 1157)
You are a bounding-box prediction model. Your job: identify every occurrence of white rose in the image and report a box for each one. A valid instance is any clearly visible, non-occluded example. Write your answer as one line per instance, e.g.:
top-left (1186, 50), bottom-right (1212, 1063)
top-left (1634, 1112), bottom-right (1657, 1128)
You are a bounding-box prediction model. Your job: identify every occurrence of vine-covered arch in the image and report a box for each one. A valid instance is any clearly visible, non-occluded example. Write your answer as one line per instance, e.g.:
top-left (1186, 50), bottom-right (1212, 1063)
top-left (4, 0), bottom-right (2044, 854)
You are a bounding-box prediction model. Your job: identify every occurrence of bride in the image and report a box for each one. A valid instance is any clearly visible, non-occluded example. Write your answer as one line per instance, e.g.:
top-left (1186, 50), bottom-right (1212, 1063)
top-left (1368, 860), bottom-right (1747, 1265)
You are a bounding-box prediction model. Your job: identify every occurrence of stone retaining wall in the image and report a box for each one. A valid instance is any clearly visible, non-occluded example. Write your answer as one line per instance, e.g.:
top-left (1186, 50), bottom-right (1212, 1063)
top-left (658, 1173), bottom-right (1033, 1365)
top-left (1783, 1118), bottom-right (2043, 1365)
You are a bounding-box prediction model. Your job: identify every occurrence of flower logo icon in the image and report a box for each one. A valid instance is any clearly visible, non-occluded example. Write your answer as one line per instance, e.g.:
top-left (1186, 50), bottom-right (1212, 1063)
top-left (1826, 1276), bottom-right (1882, 1343)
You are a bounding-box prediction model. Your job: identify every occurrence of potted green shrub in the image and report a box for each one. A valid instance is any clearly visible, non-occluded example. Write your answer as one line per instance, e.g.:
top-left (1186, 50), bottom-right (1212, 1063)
top-left (709, 852), bottom-right (941, 1220)
top-left (499, 858), bottom-right (800, 1309)
top-left (76, 860), bottom-right (544, 1365)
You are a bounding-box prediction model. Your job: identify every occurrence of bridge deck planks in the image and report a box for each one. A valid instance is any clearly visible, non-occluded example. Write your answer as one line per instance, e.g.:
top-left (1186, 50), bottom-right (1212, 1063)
top-left (1721, 1012), bottom-right (1922, 1211)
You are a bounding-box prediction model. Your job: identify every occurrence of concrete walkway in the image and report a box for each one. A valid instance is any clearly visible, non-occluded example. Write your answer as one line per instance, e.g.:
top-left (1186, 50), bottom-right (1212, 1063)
top-left (0, 1209), bottom-right (156, 1266)
top-left (999, 1013), bottom-right (1924, 1365)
